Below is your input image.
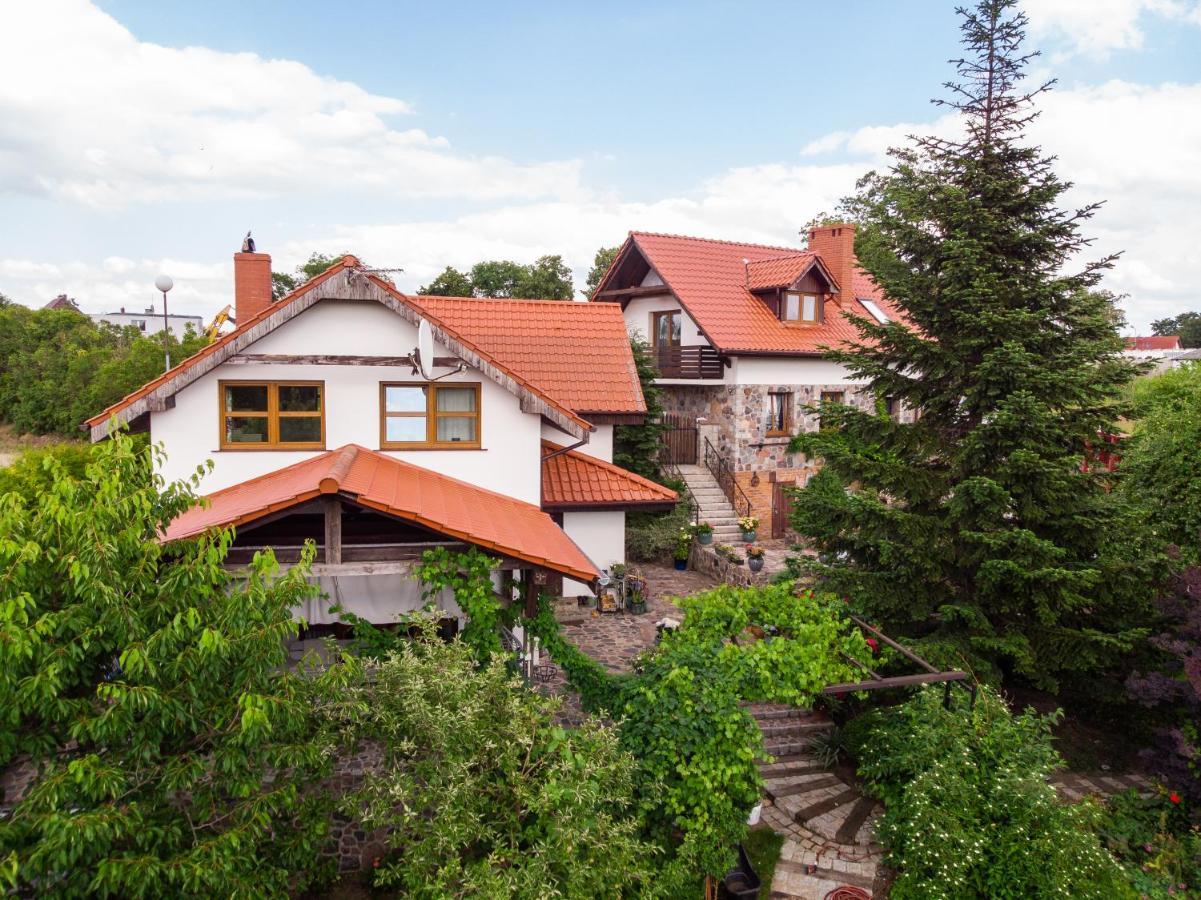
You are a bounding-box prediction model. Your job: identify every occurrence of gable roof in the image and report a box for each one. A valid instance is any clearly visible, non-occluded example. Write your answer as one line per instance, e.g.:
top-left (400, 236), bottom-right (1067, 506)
top-left (163, 444), bottom-right (599, 584)
top-left (595, 232), bottom-right (899, 355)
top-left (744, 252), bottom-right (838, 292)
top-left (84, 257), bottom-right (592, 441)
top-left (540, 441), bottom-right (677, 510)
top-left (408, 296), bottom-right (644, 415)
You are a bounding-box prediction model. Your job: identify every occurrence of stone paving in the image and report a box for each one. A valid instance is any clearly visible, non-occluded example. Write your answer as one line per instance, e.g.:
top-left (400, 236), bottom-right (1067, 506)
top-left (750, 704), bottom-right (884, 899)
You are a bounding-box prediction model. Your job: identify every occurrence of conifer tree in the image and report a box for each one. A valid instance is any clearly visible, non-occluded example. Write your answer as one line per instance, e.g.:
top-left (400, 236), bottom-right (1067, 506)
top-left (788, 0), bottom-right (1160, 686)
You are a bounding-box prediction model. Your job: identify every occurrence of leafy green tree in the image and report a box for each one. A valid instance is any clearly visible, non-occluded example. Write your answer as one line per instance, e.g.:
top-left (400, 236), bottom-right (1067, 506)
top-left (614, 336), bottom-right (668, 481)
top-left (786, 0), bottom-right (1157, 687)
top-left (1150, 311), bottom-right (1201, 348)
top-left (0, 305), bottom-right (209, 437)
top-left (0, 433), bottom-right (345, 896)
top-left (271, 252), bottom-right (344, 301)
top-left (585, 245), bottom-right (620, 297)
top-left (1120, 364), bottom-right (1201, 557)
top-left (417, 265), bottom-right (475, 297)
top-left (418, 256), bottom-right (574, 300)
top-left (332, 623), bottom-right (659, 898)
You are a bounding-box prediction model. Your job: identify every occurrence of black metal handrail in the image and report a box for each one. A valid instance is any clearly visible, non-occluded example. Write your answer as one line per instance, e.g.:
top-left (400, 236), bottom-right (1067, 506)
top-left (703, 437), bottom-right (752, 521)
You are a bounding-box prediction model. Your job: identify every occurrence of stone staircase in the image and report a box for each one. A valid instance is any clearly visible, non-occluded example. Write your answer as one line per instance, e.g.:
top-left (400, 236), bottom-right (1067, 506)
top-left (675, 464), bottom-right (743, 544)
top-left (748, 703), bottom-right (883, 899)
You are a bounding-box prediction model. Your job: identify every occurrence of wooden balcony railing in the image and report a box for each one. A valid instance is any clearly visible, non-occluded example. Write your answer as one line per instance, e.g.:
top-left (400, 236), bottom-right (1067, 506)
top-left (653, 345), bottom-right (724, 379)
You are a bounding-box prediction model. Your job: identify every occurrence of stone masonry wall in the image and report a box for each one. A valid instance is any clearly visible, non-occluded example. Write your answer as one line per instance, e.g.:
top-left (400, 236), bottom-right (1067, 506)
top-left (662, 380), bottom-right (915, 525)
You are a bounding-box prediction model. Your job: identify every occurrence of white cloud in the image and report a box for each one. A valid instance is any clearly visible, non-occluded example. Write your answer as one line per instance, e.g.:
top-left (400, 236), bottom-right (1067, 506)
top-left (1020, 0), bottom-right (1201, 59)
top-left (1, 4), bottom-right (1197, 336)
top-left (0, 0), bottom-right (585, 207)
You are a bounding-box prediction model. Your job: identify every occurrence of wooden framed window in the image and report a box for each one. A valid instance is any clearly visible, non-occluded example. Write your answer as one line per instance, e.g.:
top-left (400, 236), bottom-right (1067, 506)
top-left (782, 292), bottom-right (820, 323)
top-left (650, 310), bottom-right (682, 349)
top-left (380, 382), bottom-right (481, 449)
top-left (219, 381), bottom-right (324, 450)
top-left (819, 390), bottom-right (845, 431)
top-left (767, 391), bottom-right (792, 437)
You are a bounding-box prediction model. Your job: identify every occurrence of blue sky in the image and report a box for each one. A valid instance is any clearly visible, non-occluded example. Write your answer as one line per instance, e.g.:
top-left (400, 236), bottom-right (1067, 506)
top-left (2, 0), bottom-right (1200, 331)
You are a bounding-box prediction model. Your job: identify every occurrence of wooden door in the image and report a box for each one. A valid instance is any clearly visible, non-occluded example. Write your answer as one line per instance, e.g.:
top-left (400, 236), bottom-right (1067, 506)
top-left (771, 479), bottom-right (796, 539)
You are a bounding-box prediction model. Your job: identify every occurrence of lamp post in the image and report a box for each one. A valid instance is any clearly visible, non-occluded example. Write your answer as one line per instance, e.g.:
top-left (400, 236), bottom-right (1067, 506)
top-left (155, 274), bottom-right (174, 372)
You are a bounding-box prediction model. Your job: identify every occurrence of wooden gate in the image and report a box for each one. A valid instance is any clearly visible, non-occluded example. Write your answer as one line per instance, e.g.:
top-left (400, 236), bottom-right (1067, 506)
top-left (661, 413), bottom-right (697, 465)
top-left (771, 479), bottom-right (797, 539)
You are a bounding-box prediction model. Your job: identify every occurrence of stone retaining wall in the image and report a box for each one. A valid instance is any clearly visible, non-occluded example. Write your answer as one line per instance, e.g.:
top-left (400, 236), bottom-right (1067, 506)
top-left (689, 542), bottom-right (765, 587)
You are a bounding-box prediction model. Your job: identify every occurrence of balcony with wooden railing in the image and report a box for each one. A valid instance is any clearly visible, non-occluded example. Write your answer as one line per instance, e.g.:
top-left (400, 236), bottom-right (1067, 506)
top-left (652, 345), bottom-right (724, 380)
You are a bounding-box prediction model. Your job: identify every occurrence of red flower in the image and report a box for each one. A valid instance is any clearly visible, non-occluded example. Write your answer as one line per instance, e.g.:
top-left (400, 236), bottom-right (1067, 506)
top-left (1169, 792), bottom-right (1181, 805)
top-left (865, 638), bottom-right (879, 655)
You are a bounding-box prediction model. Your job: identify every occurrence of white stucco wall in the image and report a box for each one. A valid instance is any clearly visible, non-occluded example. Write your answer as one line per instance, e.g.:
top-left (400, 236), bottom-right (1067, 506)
top-left (561, 509), bottom-right (625, 598)
top-left (540, 422), bottom-right (613, 463)
top-left (621, 294), bottom-right (706, 346)
top-left (729, 356), bottom-right (866, 387)
top-left (150, 300), bottom-right (543, 502)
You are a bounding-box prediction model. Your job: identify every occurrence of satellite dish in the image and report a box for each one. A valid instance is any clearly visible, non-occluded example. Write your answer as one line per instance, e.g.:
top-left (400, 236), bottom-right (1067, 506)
top-left (416, 318), bottom-right (437, 380)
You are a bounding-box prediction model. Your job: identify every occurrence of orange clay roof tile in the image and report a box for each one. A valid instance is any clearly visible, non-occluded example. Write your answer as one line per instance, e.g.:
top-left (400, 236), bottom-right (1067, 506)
top-left (162, 444), bottom-right (599, 584)
top-left (408, 296), bottom-right (644, 414)
top-left (540, 441), bottom-right (677, 509)
top-left (84, 257), bottom-right (634, 429)
top-left (624, 232), bottom-right (893, 354)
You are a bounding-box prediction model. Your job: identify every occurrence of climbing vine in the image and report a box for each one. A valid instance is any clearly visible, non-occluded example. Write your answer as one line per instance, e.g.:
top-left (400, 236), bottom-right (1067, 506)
top-left (415, 546), bottom-right (503, 661)
top-left (526, 580), bottom-right (867, 886)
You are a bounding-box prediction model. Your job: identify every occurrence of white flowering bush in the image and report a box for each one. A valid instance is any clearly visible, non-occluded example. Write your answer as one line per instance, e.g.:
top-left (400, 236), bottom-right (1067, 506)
top-left (847, 686), bottom-right (1132, 899)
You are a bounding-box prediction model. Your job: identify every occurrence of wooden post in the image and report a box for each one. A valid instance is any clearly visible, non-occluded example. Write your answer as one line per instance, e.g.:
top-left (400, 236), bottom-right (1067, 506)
top-left (323, 497), bottom-right (342, 565)
top-left (522, 570), bottom-right (540, 619)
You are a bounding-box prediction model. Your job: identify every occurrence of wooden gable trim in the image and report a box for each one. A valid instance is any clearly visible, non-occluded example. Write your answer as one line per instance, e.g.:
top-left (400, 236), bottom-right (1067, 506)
top-left (89, 266), bottom-right (589, 443)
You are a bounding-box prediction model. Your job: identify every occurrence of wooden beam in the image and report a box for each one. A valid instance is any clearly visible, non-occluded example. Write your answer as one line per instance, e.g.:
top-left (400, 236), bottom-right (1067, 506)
top-left (224, 354), bottom-right (462, 367)
top-left (522, 569), bottom-right (540, 619)
top-left (594, 284), bottom-right (673, 300)
top-left (822, 670), bottom-right (968, 696)
top-left (323, 497), bottom-right (342, 565)
top-left (308, 561), bottom-right (415, 577)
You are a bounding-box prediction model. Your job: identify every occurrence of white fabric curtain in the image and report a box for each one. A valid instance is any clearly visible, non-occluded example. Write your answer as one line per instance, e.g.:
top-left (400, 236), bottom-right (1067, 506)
top-left (296, 574), bottom-right (460, 625)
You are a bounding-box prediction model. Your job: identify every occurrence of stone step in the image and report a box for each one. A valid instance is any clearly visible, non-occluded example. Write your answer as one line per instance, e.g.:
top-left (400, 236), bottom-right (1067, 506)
top-left (834, 796), bottom-right (880, 845)
top-left (758, 721), bottom-right (832, 740)
top-left (763, 738), bottom-right (828, 758)
top-left (765, 774), bottom-right (844, 800)
top-left (793, 787), bottom-right (860, 824)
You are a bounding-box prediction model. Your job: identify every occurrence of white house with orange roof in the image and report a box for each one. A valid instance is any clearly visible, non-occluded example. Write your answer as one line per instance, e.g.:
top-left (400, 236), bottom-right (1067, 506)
top-left (87, 243), bottom-right (674, 630)
top-left (591, 223), bottom-right (908, 541)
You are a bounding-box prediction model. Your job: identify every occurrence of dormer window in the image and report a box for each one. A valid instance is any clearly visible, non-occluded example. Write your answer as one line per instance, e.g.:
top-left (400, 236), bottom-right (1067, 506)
top-left (782, 292), bottom-right (819, 324)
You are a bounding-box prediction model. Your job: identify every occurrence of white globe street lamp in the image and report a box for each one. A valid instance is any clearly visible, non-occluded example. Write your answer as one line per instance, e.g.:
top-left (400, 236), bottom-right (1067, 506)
top-left (155, 274), bottom-right (174, 371)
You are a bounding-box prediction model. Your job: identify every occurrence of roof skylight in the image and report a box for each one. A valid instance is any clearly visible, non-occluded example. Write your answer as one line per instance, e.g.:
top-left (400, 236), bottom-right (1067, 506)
top-left (860, 298), bottom-right (890, 324)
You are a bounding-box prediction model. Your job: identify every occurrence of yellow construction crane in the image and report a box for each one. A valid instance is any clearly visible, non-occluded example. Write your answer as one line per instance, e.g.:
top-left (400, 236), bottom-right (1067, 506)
top-left (204, 305), bottom-right (235, 341)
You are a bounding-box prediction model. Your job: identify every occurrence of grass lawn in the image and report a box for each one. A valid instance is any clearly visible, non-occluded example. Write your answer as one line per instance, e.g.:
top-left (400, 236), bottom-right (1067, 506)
top-left (743, 825), bottom-right (784, 893)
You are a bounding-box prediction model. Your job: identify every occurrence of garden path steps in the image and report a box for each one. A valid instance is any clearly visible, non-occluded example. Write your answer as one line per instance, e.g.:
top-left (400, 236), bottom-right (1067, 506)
top-left (674, 464), bottom-right (743, 544)
top-left (748, 703), bottom-right (884, 899)
top-left (1050, 770), bottom-right (1154, 802)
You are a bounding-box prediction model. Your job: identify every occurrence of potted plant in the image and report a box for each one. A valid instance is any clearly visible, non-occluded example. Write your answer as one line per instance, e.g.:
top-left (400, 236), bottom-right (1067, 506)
top-left (738, 515), bottom-right (759, 542)
top-left (693, 521), bottom-right (714, 545)
top-left (673, 528), bottom-right (692, 571)
top-left (747, 545), bottom-right (765, 573)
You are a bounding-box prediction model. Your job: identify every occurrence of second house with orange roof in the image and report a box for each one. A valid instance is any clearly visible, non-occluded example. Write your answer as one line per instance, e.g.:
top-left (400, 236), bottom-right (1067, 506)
top-left (592, 223), bottom-right (912, 539)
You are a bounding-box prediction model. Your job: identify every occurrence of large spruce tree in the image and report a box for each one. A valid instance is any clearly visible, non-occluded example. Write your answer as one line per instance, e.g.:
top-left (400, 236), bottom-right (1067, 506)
top-left (788, 0), bottom-right (1159, 687)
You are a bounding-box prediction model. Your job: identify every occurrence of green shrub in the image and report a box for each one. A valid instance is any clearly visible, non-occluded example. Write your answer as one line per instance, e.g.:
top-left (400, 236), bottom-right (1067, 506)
top-left (330, 622), bottom-right (660, 898)
top-left (847, 687), bottom-right (1132, 899)
top-left (1098, 789), bottom-right (1201, 899)
top-left (626, 479), bottom-right (693, 563)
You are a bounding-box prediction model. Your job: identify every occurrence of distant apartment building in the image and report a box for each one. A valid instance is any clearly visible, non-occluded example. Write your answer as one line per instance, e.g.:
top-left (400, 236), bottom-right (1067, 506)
top-left (92, 306), bottom-right (204, 340)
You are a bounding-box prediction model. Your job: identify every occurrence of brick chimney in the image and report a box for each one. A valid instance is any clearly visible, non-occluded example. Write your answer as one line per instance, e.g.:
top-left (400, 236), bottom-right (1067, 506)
top-left (807, 223), bottom-right (856, 307)
top-left (234, 246), bottom-right (273, 323)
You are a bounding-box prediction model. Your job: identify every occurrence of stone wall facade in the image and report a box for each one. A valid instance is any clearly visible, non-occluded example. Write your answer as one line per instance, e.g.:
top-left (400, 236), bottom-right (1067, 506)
top-left (662, 380), bottom-right (914, 529)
